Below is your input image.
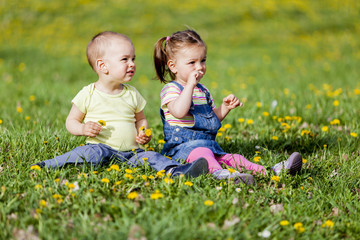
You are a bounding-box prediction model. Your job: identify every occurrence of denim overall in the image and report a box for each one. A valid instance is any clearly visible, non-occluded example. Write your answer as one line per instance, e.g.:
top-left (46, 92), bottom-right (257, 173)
top-left (161, 81), bottom-right (226, 161)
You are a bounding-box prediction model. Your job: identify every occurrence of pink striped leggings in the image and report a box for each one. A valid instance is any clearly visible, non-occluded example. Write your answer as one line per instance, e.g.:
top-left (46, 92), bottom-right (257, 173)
top-left (186, 147), bottom-right (266, 175)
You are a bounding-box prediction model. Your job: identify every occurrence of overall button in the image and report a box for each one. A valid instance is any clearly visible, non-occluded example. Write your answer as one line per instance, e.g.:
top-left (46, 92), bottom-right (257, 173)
top-left (175, 128), bottom-right (180, 132)
top-left (174, 137), bottom-right (179, 141)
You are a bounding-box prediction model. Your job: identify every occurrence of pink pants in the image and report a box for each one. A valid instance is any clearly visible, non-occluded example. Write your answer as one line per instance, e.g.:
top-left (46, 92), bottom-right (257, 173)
top-left (186, 147), bottom-right (266, 175)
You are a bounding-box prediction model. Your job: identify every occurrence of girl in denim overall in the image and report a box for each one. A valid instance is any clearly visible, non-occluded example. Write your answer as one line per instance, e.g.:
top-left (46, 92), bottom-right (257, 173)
top-left (153, 30), bottom-right (303, 185)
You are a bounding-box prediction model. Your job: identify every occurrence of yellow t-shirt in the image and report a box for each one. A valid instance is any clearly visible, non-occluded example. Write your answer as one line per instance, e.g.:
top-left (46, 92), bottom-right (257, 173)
top-left (72, 83), bottom-right (146, 151)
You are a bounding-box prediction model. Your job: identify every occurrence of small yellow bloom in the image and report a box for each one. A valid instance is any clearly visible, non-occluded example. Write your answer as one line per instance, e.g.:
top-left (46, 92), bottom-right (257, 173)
top-left (127, 191), bottom-right (138, 200)
top-left (322, 220), bottom-right (334, 228)
top-left (271, 176), bottom-right (280, 182)
top-left (263, 112), bottom-right (269, 117)
top-left (184, 181), bottom-right (193, 186)
top-left (306, 104), bottom-right (312, 109)
top-left (156, 170), bottom-right (166, 177)
top-left (350, 132), bottom-right (357, 138)
top-left (92, 171), bottom-right (98, 174)
top-left (150, 190), bottom-right (163, 199)
top-left (238, 118), bottom-right (245, 123)
top-left (125, 169), bottom-right (133, 174)
top-left (323, 144), bottom-right (327, 149)
top-left (25, 116), bottom-right (30, 121)
top-left (52, 194), bottom-right (62, 199)
top-left (224, 124), bottom-right (232, 129)
top-left (330, 119), bottom-right (340, 125)
top-left (109, 165), bottom-right (120, 171)
top-left (98, 120), bottom-right (106, 126)
top-left (253, 156), bottom-right (261, 162)
top-left (219, 127), bottom-right (226, 132)
top-left (39, 200), bottom-right (47, 207)
top-left (256, 102), bottom-right (262, 108)
top-left (34, 184), bottom-right (43, 189)
top-left (294, 222), bottom-right (304, 233)
top-left (57, 199), bottom-right (64, 204)
top-left (333, 100), bottom-right (339, 107)
top-left (89, 188), bottom-right (94, 192)
top-left (29, 95), bottom-right (36, 101)
top-left (30, 165), bottom-right (41, 170)
top-left (145, 129), bottom-right (152, 137)
top-left (354, 89), bottom-right (360, 95)
top-left (101, 178), bottom-right (110, 183)
top-left (272, 136), bottom-right (278, 141)
top-left (228, 168), bottom-right (236, 173)
top-left (77, 173), bottom-right (87, 179)
top-left (302, 159), bottom-right (307, 164)
top-left (322, 126), bottom-right (329, 132)
top-left (217, 132), bottom-right (223, 137)
top-left (17, 106), bottom-right (23, 113)
top-left (164, 177), bottom-right (174, 184)
top-left (124, 174), bottom-right (133, 179)
top-left (280, 220), bottom-right (290, 226)
top-left (0, 119), bottom-right (2, 124)
top-left (158, 139), bottom-right (165, 144)
top-left (43, 141), bottom-right (48, 144)
top-left (247, 119), bottom-right (254, 125)
top-left (68, 183), bottom-right (75, 189)
top-left (204, 200), bottom-right (214, 206)
top-left (115, 181), bottom-right (122, 185)
top-left (54, 178), bottom-right (60, 183)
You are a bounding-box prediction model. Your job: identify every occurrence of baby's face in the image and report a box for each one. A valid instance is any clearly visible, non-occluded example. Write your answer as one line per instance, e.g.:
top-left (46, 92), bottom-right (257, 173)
top-left (102, 37), bottom-right (136, 84)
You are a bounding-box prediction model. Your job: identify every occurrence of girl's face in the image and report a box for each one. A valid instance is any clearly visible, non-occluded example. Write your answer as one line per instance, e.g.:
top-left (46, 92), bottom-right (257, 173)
top-left (168, 44), bottom-right (207, 85)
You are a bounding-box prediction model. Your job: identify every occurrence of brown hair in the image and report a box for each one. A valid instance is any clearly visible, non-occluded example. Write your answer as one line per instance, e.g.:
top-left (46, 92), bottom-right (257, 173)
top-left (86, 31), bottom-right (131, 71)
top-left (153, 29), bottom-right (206, 83)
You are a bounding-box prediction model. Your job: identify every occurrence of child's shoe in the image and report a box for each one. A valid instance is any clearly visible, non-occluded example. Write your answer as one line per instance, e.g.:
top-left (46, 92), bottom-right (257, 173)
top-left (212, 169), bottom-right (255, 186)
top-left (167, 157), bottom-right (209, 178)
top-left (272, 152), bottom-right (302, 176)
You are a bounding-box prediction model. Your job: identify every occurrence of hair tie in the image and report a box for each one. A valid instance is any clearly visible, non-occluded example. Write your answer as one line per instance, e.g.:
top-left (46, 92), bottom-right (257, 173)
top-left (166, 36), bottom-right (170, 44)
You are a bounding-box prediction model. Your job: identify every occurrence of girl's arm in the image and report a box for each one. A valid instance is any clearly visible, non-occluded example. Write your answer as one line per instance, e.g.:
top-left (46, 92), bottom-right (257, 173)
top-left (135, 110), bottom-right (152, 145)
top-left (167, 83), bottom-right (196, 119)
top-left (214, 94), bottom-right (243, 121)
top-left (66, 104), bottom-right (102, 137)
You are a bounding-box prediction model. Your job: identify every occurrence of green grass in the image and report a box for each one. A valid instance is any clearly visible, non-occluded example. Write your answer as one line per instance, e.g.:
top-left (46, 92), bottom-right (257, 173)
top-left (1, 0), bottom-right (360, 239)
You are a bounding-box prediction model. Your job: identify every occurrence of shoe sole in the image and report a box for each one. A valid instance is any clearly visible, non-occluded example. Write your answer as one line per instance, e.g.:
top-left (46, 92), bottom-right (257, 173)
top-left (234, 174), bottom-right (255, 186)
top-left (184, 157), bottom-right (209, 178)
top-left (287, 152), bottom-right (303, 176)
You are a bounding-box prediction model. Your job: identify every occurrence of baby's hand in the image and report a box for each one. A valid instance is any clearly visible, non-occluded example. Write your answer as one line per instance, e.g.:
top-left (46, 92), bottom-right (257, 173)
top-left (223, 94), bottom-right (243, 110)
top-left (82, 121), bottom-right (103, 137)
top-left (136, 129), bottom-right (152, 145)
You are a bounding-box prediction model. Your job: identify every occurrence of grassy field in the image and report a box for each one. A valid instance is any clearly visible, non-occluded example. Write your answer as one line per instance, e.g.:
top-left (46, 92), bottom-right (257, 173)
top-left (1, 0), bottom-right (360, 239)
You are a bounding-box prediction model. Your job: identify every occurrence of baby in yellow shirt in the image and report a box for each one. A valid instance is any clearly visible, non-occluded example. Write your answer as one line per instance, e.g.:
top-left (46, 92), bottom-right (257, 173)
top-left (32, 31), bottom-right (208, 177)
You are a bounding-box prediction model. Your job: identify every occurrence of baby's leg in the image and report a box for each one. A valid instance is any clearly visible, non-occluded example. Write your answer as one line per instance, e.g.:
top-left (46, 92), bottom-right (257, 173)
top-left (186, 147), bottom-right (222, 173)
top-left (38, 144), bottom-right (109, 168)
top-left (217, 154), bottom-right (266, 175)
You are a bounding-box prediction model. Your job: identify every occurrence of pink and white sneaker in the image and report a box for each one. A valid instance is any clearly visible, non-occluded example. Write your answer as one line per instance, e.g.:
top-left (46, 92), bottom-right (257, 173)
top-left (272, 152), bottom-right (303, 176)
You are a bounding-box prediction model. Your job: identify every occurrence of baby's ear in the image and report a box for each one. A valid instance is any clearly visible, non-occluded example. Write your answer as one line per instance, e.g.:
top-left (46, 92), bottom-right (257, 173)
top-left (167, 59), bottom-right (177, 74)
top-left (96, 59), bottom-right (108, 74)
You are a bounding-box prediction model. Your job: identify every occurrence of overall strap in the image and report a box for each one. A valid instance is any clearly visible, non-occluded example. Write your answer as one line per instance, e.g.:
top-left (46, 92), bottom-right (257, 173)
top-left (170, 81), bottom-right (213, 106)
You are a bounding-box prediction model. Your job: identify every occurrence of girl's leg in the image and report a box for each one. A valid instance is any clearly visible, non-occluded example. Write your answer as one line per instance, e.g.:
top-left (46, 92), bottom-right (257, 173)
top-left (186, 147), bottom-right (222, 173)
top-left (217, 154), bottom-right (266, 175)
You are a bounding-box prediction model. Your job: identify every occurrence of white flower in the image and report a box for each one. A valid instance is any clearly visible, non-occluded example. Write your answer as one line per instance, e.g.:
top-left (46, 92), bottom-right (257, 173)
top-left (258, 229), bottom-right (271, 238)
top-left (235, 188), bottom-right (241, 192)
top-left (216, 186), bottom-right (222, 190)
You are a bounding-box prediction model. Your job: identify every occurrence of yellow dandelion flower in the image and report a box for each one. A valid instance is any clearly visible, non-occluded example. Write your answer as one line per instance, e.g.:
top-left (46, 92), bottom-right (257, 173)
top-left (238, 118), bottom-right (245, 123)
top-left (256, 102), bottom-right (262, 108)
top-left (127, 191), bottom-right (138, 200)
top-left (354, 89), bottom-right (360, 95)
top-left (18, 62), bottom-right (26, 72)
top-left (54, 178), bottom-right (60, 183)
top-left (43, 141), bottom-right (48, 144)
top-left (350, 132), bottom-right (357, 138)
top-left (34, 184), bottom-right (42, 189)
top-left (204, 200), bottom-right (214, 206)
top-left (322, 220), bottom-right (334, 228)
top-left (109, 165), bottom-right (120, 171)
top-left (323, 144), bottom-right (327, 149)
top-left (39, 200), bottom-right (47, 207)
top-left (141, 175), bottom-right (147, 181)
top-left (77, 173), bottom-right (87, 179)
top-left (57, 199), bottom-right (64, 204)
top-left (272, 136), bottom-right (278, 141)
top-left (217, 132), bottom-right (223, 137)
top-left (68, 183), bottom-right (75, 189)
top-left (89, 188), bottom-right (94, 192)
top-left (52, 194), bottom-right (62, 199)
top-left (306, 104), bottom-right (312, 109)
top-left (156, 170), bottom-right (166, 177)
top-left (330, 119), bottom-right (340, 125)
top-left (158, 139), bottom-right (165, 144)
top-left (271, 176), bottom-right (280, 182)
top-left (150, 190), bottom-right (164, 200)
top-left (142, 158), bottom-right (148, 161)
top-left (17, 107), bottom-right (23, 113)
top-left (322, 126), bottom-right (329, 132)
top-left (98, 120), bottom-right (106, 126)
top-left (280, 220), bottom-right (290, 226)
top-left (92, 171), bottom-right (98, 174)
top-left (302, 159), bottom-right (307, 164)
top-left (145, 129), bottom-right (152, 137)
top-left (30, 165), bottom-right (41, 170)
top-left (283, 88), bottom-right (289, 96)
top-left (0, 119), bottom-right (2, 124)
top-left (164, 177), bottom-right (174, 184)
top-left (25, 116), bottom-right (30, 121)
top-left (294, 222), bottom-right (305, 233)
top-left (247, 119), bottom-right (254, 125)
top-left (125, 169), bottom-right (133, 174)
top-left (148, 175), bottom-right (154, 179)
top-left (219, 127), bottom-right (226, 132)
top-left (263, 112), bottom-right (269, 117)
top-left (184, 181), bottom-right (193, 186)
top-left (124, 174), bottom-right (133, 179)
top-left (224, 124), bottom-right (231, 129)
top-left (253, 156), bottom-right (261, 162)
top-left (29, 95), bottom-right (36, 101)
top-left (228, 168), bottom-right (236, 173)
top-left (333, 100), bottom-right (339, 107)
top-left (101, 178), bottom-right (110, 183)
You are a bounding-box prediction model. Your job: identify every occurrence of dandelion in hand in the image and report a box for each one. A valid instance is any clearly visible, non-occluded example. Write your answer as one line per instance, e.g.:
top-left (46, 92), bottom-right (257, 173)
top-left (98, 120), bottom-right (106, 126)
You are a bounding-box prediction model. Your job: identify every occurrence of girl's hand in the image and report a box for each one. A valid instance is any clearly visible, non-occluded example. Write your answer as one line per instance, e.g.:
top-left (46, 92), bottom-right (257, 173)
top-left (82, 121), bottom-right (103, 137)
top-left (136, 130), bottom-right (152, 145)
top-left (187, 70), bottom-right (204, 87)
top-left (223, 94), bottom-right (243, 110)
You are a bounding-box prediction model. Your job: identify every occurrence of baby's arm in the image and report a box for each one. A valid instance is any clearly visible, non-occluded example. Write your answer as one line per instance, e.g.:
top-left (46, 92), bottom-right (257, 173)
top-left (214, 94), bottom-right (243, 121)
top-left (65, 104), bottom-right (102, 137)
top-left (135, 110), bottom-right (152, 145)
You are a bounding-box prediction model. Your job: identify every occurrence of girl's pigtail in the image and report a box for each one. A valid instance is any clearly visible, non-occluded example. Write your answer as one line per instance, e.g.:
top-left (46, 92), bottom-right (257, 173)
top-left (154, 37), bottom-right (169, 83)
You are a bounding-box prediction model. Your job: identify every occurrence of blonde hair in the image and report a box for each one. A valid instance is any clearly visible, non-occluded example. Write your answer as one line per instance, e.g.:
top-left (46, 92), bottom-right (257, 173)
top-left (86, 31), bottom-right (131, 71)
top-left (153, 29), bottom-right (206, 83)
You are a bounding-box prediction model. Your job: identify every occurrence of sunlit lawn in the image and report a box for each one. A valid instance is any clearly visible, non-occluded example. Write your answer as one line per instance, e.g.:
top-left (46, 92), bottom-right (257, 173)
top-left (1, 0), bottom-right (359, 239)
